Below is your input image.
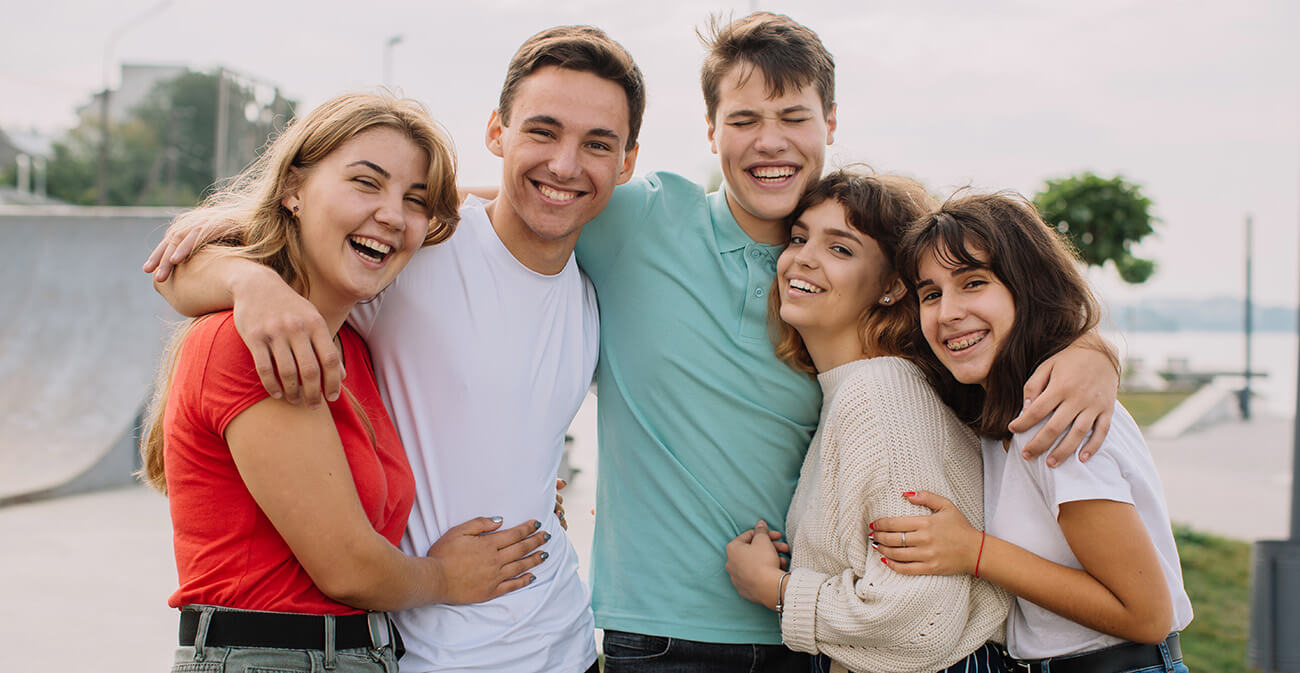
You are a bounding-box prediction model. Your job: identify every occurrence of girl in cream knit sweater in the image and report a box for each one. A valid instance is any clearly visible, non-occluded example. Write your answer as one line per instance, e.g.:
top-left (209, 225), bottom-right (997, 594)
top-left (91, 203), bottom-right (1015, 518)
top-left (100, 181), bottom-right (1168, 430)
top-left (724, 169), bottom-right (1011, 673)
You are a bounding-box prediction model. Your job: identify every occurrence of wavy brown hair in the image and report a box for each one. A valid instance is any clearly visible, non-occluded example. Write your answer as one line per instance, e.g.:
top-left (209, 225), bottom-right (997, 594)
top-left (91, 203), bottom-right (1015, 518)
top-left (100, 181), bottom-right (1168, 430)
top-left (897, 192), bottom-right (1118, 438)
top-left (139, 92), bottom-right (460, 493)
top-left (771, 168), bottom-right (937, 374)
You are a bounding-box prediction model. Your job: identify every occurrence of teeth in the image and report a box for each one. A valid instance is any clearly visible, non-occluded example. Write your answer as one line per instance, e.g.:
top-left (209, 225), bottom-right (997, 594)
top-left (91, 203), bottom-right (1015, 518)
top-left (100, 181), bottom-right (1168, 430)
top-left (537, 183), bottom-right (579, 202)
top-left (789, 279), bottom-right (824, 294)
top-left (750, 166), bottom-right (796, 180)
top-left (945, 332), bottom-right (987, 351)
top-left (349, 235), bottom-right (392, 261)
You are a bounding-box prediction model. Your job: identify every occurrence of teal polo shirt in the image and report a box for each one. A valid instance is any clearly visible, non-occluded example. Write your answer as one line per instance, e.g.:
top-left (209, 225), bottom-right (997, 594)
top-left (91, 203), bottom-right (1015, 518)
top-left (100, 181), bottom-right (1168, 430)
top-left (576, 171), bottom-right (822, 644)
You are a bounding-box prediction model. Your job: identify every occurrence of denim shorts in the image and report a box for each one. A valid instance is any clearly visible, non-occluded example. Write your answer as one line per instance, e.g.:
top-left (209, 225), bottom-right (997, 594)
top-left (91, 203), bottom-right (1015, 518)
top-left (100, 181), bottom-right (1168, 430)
top-left (170, 605), bottom-right (400, 673)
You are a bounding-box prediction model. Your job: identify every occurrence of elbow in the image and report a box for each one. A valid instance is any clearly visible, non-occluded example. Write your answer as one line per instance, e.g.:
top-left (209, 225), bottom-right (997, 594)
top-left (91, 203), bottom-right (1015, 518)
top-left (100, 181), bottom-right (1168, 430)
top-left (314, 569), bottom-right (383, 610)
top-left (1121, 602), bottom-right (1173, 645)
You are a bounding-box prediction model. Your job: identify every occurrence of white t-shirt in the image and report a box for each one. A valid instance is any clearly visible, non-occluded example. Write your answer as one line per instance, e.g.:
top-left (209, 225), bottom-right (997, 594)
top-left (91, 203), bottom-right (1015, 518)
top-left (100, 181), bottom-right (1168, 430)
top-left (982, 402), bottom-right (1193, 659)
top-left (349, 199), bottom-right (599, 673)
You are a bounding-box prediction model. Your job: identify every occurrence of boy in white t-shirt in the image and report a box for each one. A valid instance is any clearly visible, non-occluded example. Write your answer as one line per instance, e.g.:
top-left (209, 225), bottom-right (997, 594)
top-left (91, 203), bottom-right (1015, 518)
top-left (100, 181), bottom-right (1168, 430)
top-left (147, 26), bottom-right (644, 673)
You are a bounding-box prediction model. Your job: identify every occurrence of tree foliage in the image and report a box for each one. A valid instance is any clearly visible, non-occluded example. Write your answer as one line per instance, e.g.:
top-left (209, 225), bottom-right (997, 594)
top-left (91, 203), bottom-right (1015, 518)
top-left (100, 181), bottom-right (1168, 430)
top-left (44, 71), bottom-right (294, 206)
top-left (1033, 172), bottom-right (1157, 284)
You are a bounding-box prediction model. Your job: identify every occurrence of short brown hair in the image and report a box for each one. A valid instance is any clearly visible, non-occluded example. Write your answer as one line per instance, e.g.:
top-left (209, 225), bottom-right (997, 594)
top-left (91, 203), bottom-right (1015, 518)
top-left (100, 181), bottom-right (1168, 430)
top-left (897, 193), bottom-right (1119, 438)
top-left (497, 25), bottom-right (645, 150)
top-left (771, 167), bottom-right (937, 375)
top-left (699, 12), bottom-right (835, 122)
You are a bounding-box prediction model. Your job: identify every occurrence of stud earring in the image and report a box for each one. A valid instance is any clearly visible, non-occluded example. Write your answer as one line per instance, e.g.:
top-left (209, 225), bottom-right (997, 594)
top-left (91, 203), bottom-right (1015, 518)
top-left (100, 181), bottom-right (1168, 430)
top-left (881, 295), bottom-right (893, 305)
top-left (292, 204), bottom-right (300, 216)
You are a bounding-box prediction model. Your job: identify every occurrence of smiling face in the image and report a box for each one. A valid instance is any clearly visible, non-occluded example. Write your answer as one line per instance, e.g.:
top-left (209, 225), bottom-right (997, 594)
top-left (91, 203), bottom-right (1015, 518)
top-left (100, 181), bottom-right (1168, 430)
top-left (916, 245), bottom-right (1016, 388)
top-left (776, 200), bottom-right (897, 348)
top-left (282, 126), bottom-right (431, 314)
top-left (487, 65), bottom-right (638, 254)
top-left (707, 64), bottom-right (835, 241)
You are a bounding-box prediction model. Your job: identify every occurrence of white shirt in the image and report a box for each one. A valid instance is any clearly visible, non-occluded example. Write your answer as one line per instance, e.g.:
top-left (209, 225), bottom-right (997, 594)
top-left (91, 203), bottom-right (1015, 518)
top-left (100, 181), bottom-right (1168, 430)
top-left (349, 199), bottom-right (599, 673)
top-left (982, 402), bottom-right (1193, 659)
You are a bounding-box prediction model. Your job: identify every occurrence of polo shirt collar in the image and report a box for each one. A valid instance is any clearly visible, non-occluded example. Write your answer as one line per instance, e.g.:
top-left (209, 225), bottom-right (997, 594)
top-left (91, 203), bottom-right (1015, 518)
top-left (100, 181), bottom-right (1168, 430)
top-left (709, 187), bottom-right (763, 253)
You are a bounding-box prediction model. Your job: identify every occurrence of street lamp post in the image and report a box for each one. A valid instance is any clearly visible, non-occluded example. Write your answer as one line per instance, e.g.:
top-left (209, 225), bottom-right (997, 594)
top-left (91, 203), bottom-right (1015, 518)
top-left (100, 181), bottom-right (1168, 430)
top-left (383, 35), bottom-right (404, 88)
top-left (97, 0), bottom-right (173, 205)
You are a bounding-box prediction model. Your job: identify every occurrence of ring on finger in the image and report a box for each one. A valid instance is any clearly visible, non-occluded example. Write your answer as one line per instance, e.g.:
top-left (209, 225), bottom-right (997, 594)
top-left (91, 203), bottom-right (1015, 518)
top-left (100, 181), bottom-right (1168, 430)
top-left (901, 532), bottom-right (907, 547)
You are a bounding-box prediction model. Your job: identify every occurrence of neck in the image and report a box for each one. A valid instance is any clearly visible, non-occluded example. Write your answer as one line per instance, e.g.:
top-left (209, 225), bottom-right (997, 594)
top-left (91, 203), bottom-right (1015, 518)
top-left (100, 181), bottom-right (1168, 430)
top-left (485, 198), bottom-right (578, 276)
top-left (723, 188), bottom-right (786, 245)
top-left (304, 290), bottom-right (350, 339)
top-left (802, 326), bottom-right (878, 373)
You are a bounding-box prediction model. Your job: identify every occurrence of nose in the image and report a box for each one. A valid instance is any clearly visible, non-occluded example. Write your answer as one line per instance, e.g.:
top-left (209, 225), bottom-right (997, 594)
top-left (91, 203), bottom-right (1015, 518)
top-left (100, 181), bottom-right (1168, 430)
top-left (374, 191), bottom-right (405, 232)
top-left (548, 140), bottom-right (582, 181)
top-left (938, 293), bottom-right (966, 323)
top-left (754, 119), bottom-right (789, 155)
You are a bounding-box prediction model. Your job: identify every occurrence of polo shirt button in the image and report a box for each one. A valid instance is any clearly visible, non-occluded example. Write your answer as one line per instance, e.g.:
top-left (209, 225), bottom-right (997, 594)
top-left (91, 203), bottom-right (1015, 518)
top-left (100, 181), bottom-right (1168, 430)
top-left (750, 249), bottom-right (762, 258)
top-left (754, 287), bottom-right (765, 298)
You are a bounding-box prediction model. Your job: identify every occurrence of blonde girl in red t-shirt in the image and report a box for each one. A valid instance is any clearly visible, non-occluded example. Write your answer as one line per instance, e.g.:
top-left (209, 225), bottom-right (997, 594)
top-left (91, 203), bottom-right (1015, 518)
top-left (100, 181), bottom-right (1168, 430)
top-left (139, 93), bottom-right (551, 672)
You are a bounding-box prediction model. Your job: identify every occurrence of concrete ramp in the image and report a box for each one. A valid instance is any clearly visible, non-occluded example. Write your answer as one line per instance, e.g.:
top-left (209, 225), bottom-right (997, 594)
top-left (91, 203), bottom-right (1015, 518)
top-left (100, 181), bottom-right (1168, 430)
top-left (0, 206), bottom-right (177, 505)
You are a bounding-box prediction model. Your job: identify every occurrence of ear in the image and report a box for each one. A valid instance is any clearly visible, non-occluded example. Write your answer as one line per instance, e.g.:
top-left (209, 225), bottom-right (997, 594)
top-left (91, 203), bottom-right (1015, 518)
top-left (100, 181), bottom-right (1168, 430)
top-left (616, 143), bottom-right (640, 185)
top-left (824, 103), bottom-right (837, 146)
top-left (280, 167), bottom-right (303, 213)
top-left (705, 112), bottom-right (718, 155)
top-left (485, 109), bottom-right (505, 158)
top-left (880, 275), bottom-right (906, 305)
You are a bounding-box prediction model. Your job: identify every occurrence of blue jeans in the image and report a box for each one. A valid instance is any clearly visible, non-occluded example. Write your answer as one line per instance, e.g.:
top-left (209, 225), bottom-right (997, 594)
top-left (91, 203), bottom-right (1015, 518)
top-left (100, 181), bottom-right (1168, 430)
top-left (170, 605), bottom-right (400, 673)
top-left (813, 641), bottom-right (1004, 673)
top-left (602, 630), bottom-right (811, 673)
top-left (1007, 636), bottom-right (1189, 673)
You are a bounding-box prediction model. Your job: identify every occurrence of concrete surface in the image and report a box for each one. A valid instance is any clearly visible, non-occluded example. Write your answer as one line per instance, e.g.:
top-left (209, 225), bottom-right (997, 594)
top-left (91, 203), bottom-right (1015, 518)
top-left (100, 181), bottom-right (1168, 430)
top-left (0, 207), bottom-right (175, 504)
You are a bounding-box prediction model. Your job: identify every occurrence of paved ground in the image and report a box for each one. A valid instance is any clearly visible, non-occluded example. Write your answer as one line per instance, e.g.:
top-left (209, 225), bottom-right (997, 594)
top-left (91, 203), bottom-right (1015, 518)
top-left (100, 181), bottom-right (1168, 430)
top-left (0, 393), bottom-right (1290, 671)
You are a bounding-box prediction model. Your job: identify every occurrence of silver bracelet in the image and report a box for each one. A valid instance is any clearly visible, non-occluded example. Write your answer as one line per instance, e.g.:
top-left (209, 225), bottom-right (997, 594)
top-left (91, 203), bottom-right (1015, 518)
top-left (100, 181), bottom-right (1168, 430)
top-left (775, 571), bottom-right (791, 613)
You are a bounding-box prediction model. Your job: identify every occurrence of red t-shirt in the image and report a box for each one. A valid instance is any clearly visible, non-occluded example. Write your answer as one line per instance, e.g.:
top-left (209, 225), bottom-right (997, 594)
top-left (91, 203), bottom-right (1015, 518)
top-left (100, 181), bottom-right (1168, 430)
top-left (163, 311), bottom-right (415, 614)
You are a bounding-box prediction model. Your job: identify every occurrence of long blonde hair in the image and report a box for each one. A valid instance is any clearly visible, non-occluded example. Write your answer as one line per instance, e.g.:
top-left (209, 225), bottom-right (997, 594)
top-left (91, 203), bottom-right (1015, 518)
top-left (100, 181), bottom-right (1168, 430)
top-left (139, 92), bottom-right (460, 493)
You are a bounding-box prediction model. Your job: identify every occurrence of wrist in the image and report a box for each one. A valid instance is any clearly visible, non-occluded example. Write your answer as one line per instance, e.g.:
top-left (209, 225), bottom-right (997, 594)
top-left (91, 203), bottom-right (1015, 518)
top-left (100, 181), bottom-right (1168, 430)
top-left (228, 258), bottom-right (281, 303)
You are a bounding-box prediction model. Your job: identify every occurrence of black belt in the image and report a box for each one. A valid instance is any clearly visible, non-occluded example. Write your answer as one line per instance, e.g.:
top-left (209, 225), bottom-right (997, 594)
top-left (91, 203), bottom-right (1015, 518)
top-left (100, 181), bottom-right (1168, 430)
top-left (1007, 633), bottom-right (1181, 673)
top-left (179, 607), bottom-right (404, 658)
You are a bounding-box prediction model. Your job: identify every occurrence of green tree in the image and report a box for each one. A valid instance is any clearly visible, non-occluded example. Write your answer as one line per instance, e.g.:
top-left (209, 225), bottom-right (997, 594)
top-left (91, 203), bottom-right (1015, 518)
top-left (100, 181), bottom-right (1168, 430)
top-left (44, 70), bottom-right (294, 206)
top-left (1033, 172), bottom-right (1157, 284)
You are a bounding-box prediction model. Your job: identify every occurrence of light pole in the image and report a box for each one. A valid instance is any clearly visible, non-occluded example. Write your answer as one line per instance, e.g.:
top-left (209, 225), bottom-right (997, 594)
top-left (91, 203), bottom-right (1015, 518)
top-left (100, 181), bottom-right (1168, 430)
top-left (383, 34), bottom-right (404, 88)
top-left (97, 0), bottom-right (173, 205)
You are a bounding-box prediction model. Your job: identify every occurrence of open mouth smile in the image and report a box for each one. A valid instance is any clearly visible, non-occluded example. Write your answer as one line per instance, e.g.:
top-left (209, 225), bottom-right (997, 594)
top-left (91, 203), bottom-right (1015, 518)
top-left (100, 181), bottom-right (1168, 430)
top-left (788, 278), bottom-right (825, 295)
top-left (348, 235), bottom-right (394, 264)
top-left (747, 164), bottom-right (798, 185)
top-left (532, 179), bottom-right (585, 203)
top-left (944, 331), bottom-right (988, 352)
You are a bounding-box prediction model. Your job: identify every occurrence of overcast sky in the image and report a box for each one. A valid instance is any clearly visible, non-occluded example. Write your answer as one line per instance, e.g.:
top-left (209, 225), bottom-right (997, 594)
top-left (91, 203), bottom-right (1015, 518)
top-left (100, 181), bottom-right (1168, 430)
top-left (2, 0), bottom-right (1297, 307)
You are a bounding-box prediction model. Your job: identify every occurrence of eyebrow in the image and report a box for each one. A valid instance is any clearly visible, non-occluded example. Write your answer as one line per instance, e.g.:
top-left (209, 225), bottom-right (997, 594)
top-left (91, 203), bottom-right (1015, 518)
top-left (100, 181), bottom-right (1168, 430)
top-left (523, 114), bottom-right (622, 143)
top-left (725, 105), bottom-right (815, 118)
top-left (347, 160), bottom-right (427, 190)
top-left (826, 226), bottom-right (862, 243)
top-left (915, 264), bottom-right (986, 289)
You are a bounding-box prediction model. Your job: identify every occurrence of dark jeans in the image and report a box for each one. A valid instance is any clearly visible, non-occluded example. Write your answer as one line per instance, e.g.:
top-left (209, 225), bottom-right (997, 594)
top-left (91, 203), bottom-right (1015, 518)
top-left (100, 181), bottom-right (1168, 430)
top-left (813, 641), bottom-right (1007, 673)
top-left (602, 630), bottom-right (811, 673)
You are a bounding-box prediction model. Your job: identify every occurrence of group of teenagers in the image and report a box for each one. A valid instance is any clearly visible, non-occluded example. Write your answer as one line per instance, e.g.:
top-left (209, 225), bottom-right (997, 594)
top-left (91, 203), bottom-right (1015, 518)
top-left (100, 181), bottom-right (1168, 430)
top-left (138, 11), bottom-right (1193, 673)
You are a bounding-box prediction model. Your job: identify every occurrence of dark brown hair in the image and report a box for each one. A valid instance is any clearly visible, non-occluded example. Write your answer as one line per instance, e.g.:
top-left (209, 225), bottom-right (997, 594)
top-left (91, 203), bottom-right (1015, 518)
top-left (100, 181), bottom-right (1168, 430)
top-left (771, 167), bottom-right (937, 374)
top-left (897, 192), bottom-right (1118, 438)
top-left (497, 25), bottom-right (646, 150)
top-left (699, 12), bottom-right (835, 122)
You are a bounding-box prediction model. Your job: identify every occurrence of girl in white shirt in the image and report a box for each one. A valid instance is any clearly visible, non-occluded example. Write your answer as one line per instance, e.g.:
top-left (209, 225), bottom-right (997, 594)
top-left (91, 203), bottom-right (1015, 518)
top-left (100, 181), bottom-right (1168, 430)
top-left (876, 192), bottom-right (1193, 673)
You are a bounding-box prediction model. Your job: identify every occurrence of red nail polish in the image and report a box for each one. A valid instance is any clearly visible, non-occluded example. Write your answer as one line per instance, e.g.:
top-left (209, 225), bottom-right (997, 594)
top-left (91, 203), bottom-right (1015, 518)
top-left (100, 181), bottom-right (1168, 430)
top-left (869, 522), bottom-right (875, 530)
top-left (881, 557), bottom-right (888, 564)
top-left (902, 491), bottom-right (916, 498)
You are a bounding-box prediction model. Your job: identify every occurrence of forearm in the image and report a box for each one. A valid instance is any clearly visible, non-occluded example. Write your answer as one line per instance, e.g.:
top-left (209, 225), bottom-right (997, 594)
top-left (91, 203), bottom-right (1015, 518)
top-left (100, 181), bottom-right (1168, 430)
top-left (976, 535), bottom-right (1169, 643)
top-left (155, 248), bottom-right (276, 317)
top-left (313, 536), bottom-right (444, 611)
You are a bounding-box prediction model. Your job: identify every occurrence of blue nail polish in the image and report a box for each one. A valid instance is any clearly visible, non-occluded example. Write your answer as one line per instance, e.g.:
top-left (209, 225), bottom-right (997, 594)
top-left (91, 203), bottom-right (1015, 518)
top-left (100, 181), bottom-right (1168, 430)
top-left (534, 521), bottom-right (541, 529)
top-left (543, 533), bottom-right (552, 542)
top-left (490, 516), bottom-right (503, 524)
top-left (540, 552), bottom-right (549, 561)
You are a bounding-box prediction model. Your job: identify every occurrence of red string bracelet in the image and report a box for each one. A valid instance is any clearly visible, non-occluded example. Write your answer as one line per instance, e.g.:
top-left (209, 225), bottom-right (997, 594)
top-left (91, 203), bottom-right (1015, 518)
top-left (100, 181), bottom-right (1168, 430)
top-left (974, 530), bottom-right (987, 578)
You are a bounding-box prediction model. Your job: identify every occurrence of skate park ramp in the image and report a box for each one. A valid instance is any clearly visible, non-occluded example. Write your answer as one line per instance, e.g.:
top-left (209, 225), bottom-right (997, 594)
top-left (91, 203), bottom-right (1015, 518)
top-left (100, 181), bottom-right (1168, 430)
top-left (0, 206), bottom-right (176, 506)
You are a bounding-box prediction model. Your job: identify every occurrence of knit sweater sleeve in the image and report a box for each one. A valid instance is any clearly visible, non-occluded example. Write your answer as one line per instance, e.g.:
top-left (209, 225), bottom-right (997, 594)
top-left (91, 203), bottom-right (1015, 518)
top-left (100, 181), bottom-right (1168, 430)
top-left (780, 358), bottom-right (1007, 673)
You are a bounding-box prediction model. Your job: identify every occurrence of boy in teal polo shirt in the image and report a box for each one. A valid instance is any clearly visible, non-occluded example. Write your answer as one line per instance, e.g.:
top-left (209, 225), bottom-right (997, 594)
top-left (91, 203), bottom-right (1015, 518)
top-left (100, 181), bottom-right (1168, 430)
top-left (578, 13), bottom-right (1119, 673)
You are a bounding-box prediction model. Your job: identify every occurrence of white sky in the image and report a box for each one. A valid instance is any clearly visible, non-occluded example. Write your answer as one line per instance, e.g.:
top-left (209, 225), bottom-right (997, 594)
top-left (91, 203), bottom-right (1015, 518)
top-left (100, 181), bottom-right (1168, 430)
top-left (2, 0), bottom-right (1297, 307)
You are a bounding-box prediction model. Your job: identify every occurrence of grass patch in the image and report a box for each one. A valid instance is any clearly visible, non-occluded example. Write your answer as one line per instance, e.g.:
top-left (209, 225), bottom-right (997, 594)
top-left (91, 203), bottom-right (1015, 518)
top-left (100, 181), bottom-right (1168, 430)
top-left (1120, 390), bottom-right (1195, 426)
top-left (1175, 524), bottom-right (1254, 672)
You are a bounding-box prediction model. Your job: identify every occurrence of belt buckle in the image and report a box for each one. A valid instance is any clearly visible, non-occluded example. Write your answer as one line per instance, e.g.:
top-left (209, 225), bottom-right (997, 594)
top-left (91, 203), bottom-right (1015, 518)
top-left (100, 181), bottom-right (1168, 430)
top-left (1007, 658), bottom-right (1034, 673)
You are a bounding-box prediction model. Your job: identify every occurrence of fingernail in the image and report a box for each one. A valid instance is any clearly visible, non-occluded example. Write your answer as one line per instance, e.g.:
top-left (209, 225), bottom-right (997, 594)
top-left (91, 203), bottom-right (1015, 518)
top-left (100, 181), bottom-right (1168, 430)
top-left (1046, 458), bottom-right (1057, 467)
top-left (490, 516), bottom-right (503, 524)
top-left (558, 479), bottom-right (567, 487)
top-left (867, 532), bottom-right (874, 540)
top-left (327, 392), bottom-right (339, 402)
top-left (1023, 397), bottom-right (1032, 407)
top-left (540, 551), bottom-right (549, 561)
top-left (1080, 452), bottom-right (1091, 462)
top-left (902, 491), bottom-right (916, 498)
top-left (543, 533), bottom-right (551, 542)
top-left (881, 558), bottom-right (888, 565)
top-left (534, 521), bottom-right (541, 529)
top-left (1022, 451), bottom-right (1033, 460)
top-left (271, 391), bottom-right (282, 399)
top-left (871, 542), bottom-right (878, 549)
top-left (529, 575), bottom-right (536, 584)
top-left (868, 522), bottom-right (875, 531)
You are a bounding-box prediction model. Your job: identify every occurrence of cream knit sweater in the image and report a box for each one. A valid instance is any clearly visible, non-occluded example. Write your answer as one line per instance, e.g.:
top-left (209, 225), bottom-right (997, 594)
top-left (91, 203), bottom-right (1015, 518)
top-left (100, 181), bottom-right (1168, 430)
top-left (781, 357), bottom-right (1009, 673)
